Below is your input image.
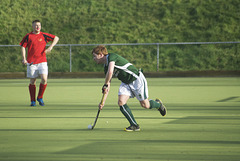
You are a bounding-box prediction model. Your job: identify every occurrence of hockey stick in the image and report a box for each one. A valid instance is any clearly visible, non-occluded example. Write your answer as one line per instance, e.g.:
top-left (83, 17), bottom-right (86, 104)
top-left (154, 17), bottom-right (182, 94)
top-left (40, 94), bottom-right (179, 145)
top-left (91, 93), bottom-right (106, 130)
top-left (23, 62), bottom-right (33, 67)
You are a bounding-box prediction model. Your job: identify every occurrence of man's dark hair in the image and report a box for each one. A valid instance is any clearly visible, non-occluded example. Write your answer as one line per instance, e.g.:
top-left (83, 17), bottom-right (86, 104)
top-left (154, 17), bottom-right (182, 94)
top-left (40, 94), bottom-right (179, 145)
top-left (32, 20), bottom-right (41, 24)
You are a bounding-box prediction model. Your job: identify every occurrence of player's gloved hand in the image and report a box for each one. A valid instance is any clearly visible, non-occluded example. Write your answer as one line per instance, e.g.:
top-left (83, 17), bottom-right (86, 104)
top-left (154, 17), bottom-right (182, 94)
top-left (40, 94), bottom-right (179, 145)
top-left (102, 84), bottom-right (108, 93)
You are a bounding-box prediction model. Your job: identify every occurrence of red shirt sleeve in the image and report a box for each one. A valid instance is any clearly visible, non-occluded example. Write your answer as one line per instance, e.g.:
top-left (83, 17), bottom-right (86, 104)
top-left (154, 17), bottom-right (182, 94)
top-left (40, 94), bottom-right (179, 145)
top-left (42, 33), bottom-right (56, 43)
top-left (19, 33), bottom-right (30, 48)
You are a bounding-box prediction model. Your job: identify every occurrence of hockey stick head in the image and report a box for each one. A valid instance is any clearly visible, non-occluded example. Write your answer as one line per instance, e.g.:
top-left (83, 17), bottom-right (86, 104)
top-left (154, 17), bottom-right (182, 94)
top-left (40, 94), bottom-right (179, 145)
top-left (91, 109), bottom-right (100, 130)
top-left (89, 93), bottom-right (106, 130)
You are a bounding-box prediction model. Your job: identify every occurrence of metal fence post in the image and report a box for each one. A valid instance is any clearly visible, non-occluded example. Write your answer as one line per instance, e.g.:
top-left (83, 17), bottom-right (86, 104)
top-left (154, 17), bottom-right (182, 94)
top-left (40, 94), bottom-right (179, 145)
top-left (69, 45), bottom-right (72, 72)
top-left (157, 44), bottom-right (159, 72)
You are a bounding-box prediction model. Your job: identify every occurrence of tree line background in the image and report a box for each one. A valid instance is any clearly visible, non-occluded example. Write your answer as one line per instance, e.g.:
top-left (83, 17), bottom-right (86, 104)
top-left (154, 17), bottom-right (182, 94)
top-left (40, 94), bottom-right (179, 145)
top-left (0, 0), bottom-right (239, 72)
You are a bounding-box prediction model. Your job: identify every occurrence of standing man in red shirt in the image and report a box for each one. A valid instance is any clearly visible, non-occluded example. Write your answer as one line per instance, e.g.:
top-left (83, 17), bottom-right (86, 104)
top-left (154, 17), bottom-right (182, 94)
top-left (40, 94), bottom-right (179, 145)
top-left (20, 20), bottom-right (59, 106)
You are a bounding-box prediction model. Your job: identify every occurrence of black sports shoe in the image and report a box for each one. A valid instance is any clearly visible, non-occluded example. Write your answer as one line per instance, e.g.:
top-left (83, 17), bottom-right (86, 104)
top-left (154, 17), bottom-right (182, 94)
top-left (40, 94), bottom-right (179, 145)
top-left (155, 99), bottom-right (167, 116)
top-left (124, 125), bottom-right (140, 132)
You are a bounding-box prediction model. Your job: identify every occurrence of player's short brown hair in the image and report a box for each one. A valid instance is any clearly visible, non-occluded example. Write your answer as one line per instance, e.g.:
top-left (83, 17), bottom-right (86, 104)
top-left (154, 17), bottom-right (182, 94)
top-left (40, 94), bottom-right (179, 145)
top-left (92, 45), bottom-right (108, 55)
top-left (32, 20), bottom-right (41, 24)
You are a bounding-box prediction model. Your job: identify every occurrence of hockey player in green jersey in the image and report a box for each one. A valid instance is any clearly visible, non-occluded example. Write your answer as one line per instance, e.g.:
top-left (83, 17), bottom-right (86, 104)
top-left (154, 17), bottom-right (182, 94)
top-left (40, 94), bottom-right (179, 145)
top-left (92, 45), bottom-right (167, 132)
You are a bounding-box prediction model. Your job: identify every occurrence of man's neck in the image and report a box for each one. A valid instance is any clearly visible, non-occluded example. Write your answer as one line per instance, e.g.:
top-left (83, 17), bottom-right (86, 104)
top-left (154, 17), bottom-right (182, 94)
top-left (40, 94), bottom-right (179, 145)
top-left (32, 31), bottom-right (40, 34)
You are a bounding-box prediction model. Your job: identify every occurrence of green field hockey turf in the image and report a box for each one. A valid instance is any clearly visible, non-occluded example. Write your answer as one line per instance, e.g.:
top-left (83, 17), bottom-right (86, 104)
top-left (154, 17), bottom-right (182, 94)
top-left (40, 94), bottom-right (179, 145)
top-left (0, 78), bottom-right (240, 161)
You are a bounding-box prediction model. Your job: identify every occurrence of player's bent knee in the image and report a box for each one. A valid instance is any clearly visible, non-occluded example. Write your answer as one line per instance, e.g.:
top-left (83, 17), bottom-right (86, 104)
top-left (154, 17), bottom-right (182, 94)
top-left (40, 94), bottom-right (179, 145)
top-left (140, 101), bottom-right (150, 109)
top-left (118, 100), bottom-right (127, 106)
top-left (41, 81), bottom-right (47, 85)
top-left (41, 78), bottom-right (47, 84)
top-left (118, 101), bottom-right (124, 106)
top-left (30, 78), bottom-right (36, 85)
top-left (141, 104), bottom-right (150, 109)
top-left (40, 74), bottom-right (48, 85)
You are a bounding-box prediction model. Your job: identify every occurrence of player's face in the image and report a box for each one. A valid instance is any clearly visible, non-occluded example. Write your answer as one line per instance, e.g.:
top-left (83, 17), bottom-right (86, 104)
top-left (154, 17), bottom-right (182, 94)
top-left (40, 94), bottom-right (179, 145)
top-left (93, 52), bottom-right (103, 64)
top-left (32, 22), bottom-right (41, 33)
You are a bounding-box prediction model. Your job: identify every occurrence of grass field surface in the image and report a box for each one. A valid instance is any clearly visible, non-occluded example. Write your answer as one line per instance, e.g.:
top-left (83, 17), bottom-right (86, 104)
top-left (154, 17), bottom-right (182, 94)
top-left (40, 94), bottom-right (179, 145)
top-left (0, 78), bottom-right (240, 161)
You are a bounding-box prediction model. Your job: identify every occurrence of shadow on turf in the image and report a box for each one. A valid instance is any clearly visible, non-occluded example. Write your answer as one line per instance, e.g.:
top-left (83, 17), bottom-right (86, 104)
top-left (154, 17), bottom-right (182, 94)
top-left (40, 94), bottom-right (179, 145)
top-left (56, 139), bottom-right (240, 156)
top-left (0, 128), bottom-right (109, 132)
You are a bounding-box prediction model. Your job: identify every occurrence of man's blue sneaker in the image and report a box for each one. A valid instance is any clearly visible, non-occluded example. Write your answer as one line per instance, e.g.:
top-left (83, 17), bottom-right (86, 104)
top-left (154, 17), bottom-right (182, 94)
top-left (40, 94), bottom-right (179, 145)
top-left (30, 101), bottom-right (36, 106)
top-left (37, 98), bottom-right (45, 106)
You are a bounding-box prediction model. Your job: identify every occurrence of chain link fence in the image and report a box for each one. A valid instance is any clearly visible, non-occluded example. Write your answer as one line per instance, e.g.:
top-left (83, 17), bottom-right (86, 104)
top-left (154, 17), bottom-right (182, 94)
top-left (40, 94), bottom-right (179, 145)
top-left (0, 42), bottom-right (239, 72)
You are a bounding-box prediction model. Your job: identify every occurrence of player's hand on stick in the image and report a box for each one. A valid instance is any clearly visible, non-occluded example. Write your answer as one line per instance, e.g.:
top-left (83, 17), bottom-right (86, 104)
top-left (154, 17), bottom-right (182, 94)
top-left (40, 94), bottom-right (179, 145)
top-left (98, 93), bottom-right (106, 110)
top-left (102, 84), bottom-right (108, 94)
top-left (98, 102), bottom-right (104, 110)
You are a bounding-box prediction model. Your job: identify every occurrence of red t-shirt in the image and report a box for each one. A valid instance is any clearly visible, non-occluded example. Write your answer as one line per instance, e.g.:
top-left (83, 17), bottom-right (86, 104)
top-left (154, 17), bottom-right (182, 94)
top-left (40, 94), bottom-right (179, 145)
top-left (20, 32), bottom-right (55, 64)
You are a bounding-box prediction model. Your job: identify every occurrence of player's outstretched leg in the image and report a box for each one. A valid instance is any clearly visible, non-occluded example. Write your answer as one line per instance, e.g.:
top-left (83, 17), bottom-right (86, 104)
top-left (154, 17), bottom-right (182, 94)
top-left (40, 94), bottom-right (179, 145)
top-left (149, 99), bottom-right (167, 116)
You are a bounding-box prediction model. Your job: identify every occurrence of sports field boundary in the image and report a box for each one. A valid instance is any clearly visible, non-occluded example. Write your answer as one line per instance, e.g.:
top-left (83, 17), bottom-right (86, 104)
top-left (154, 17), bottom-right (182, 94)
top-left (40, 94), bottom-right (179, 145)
top-left (0, 71), bottom-right (239, 79)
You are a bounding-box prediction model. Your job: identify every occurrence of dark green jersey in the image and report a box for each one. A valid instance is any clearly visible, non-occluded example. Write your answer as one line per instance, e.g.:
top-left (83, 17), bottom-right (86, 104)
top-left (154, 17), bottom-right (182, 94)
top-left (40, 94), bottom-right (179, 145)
top-left (104, 53), bottom-right (139, 84)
